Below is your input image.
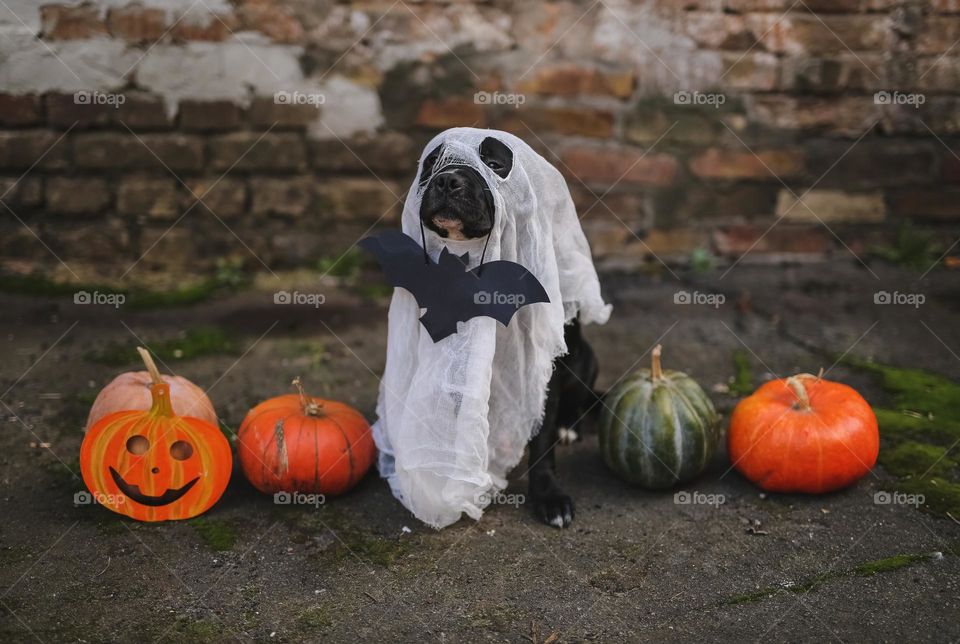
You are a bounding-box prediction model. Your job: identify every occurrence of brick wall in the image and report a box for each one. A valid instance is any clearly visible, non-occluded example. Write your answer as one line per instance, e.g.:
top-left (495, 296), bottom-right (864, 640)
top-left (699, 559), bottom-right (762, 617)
top-left (0, 0), bottom-right (957, 285)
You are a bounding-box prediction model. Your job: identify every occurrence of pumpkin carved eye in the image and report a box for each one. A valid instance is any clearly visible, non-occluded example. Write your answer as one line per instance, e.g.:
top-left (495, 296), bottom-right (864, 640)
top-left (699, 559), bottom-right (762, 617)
top-left (126, 435), bottom-right (149, 455)
top-left (170, 440), bottom-right (193, 461)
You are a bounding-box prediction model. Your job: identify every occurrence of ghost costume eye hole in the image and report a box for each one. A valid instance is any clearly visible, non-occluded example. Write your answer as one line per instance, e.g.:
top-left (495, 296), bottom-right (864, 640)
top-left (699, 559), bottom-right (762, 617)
top-left (419, 144), bottom-right (444, 186)
top-left (479, 137), bottom-right (513, 179)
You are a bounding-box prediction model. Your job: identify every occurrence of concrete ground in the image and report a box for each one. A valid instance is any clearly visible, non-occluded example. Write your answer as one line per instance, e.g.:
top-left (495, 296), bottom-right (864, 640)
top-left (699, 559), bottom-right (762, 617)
top-left (1, 259), bottom-right (959, 642)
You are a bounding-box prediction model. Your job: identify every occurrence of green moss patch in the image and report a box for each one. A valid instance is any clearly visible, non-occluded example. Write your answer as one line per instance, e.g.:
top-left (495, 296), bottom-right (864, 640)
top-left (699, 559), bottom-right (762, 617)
top-left (869, 222), bottom-right (942, 272)
top-left (724, 550), bottom-right (944, 605)
top-left (317, 248), bottom-right (365, 280)
top-left (729, 350), bottom-right (754, 397)
top-left (190, 517), bottom-right (239, 551)
top-left (0, 259), bottom-right (250, 310)
top-left (158, 618), bottom-right (222, 643)
top-left (845, 358), bottom-right (960, 517)
top-left (279, 506), bottom-right (409, 567)
top-left (88, 327), bottom-right (236, 366)
top-left (296, 606), bottom-right (334, 631)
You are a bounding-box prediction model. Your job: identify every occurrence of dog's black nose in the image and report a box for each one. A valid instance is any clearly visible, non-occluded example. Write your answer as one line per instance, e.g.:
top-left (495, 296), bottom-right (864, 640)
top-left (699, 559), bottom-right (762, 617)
top-left (432, 171), bottom-right (465, 194)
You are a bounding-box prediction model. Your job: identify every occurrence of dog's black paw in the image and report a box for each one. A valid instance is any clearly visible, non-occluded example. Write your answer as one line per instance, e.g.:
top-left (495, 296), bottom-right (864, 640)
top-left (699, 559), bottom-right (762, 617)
top-left (532, 491), bottom-right (575, 529)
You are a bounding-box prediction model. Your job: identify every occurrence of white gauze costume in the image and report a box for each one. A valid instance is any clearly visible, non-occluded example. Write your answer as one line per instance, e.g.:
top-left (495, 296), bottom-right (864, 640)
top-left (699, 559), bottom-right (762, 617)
top-left (373, 128), bottom-right (611, 528)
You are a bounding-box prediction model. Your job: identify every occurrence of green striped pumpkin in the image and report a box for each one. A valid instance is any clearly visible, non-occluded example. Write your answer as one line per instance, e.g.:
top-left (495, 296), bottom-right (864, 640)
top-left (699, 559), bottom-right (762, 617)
top-left (599, 345), bottom-right (720, 489)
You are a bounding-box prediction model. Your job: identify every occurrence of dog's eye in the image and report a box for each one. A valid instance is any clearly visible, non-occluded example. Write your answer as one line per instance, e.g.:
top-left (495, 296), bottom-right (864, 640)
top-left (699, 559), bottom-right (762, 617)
top-left (485, 159), bottom-right (502, 171)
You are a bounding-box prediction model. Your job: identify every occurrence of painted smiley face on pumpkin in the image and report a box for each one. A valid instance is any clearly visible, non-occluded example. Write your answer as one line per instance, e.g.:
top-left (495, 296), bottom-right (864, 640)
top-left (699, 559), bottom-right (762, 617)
top-left (80, 383), bottom-right (232, 521)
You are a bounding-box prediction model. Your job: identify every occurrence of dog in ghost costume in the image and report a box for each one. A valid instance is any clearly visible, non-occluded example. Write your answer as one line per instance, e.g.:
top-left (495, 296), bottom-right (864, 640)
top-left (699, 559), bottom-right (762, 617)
top-left (371, 128), bottom-right (611, 529)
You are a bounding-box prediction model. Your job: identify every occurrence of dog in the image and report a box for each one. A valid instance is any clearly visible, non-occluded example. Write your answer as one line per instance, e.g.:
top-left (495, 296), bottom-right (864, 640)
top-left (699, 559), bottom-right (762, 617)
top-left (418, 134), bottom-right (600, 528)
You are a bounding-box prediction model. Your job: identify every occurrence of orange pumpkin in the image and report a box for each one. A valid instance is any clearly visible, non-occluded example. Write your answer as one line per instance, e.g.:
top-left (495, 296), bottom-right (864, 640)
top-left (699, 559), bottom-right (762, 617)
top-left (80, 381), bottom-right (232, 521)
top-left (86, 347), bottom-right (217, 432)
top-left (728, 372), bottom-right (879, 494)
top-left (237, 378), bottom-right (376, 496)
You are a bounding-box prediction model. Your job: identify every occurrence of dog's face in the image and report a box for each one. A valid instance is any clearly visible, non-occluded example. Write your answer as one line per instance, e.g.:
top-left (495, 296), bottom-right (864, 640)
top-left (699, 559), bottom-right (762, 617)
top-left (418, 136), bottom-right (514, 241)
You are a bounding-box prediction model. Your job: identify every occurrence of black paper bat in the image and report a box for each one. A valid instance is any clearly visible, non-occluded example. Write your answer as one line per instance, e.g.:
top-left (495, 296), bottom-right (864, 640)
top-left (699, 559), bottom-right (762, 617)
top-left (359, 230), bottom-right (550, 342)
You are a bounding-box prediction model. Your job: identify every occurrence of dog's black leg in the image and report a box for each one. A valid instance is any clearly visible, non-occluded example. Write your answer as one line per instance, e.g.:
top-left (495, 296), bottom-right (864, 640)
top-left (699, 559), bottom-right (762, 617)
top-left (528, 375), bottom-right (575, 528)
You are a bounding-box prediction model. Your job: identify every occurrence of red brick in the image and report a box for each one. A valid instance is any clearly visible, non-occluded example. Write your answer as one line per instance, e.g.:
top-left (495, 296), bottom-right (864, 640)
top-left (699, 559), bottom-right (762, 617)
top-left (713, 225), bottom-right (831, 256)
top-left (775, 189), bottom-right (885, 223)
top-left (917, 18), bottom-right (960, 54)
top-left (248, 96), bottom-right (319, 129)
top-left (184, 178), bottom-right (247, 218)
top-left (916, 56), bottom-right (960, 93)
top-left (143, 134), bottom-right (207, 172)
top-left (171, 11), bottom-right (239, 42)
top-left (932, 0), bottom-right (960, 13)
top-left (515, 65), bottom-right (635, 98)
top-left (806, 140), bottom-right (937, 189)
top-left (46, 177), bottom-right (111, 215)
top-left (107, 5), bottom-right (168, 43)
top-left (943, 154), bottom-right (960, 183)
top-left (690, 148), bottom-right (806, 180)
top-left (113, 94), bottom-right (172, 130)
top-left (495, 106), bottom-right (615, 139)
top-left (685, 12), bottom-right (754, 50)
top-left (208, 132), bottom-right (306, 172)
top-left (308, 132), bottom-right (415, 176)
top-left (887, 189), bottom-right (960, 220)
top-left (415, 98), bottom-right (487, 129)
top-left (117, 177), bottom-right (179, 219)
top-left (0, 177), bottom-right (43, 210)
top-left (653, 183), bottom-right (779, 224)
top-left (0, 95), bottom-right (42, 126)
top-left (46, 92), bottom-right (113, 129)
top-left (624, 107), bottom-right (717, 145)
top-left (723, 0), bottom-right (787, 10)
top-left (919, 96), bottom-right (960, 134)
top-left (747, 95), bottom-right (880, 136)
top-left (560, 147), bottom-right (679, 186)
top-left (571, 188), bottom-right (651, 225)
top-left (314, 178), bottom-right (401, 221)
top-left (250, 177), bottom-right (314, 217)
top-left (722, 52), bottom-right (778, 90)
top-left (0, 131), bottom-right (69, 170)
top-left (779, 55), bottom-right (885, 93)
top-left (178, 100), bottom-right (243, 131)
top-left (40, 4), bottom-right (108, 40)
top-left (746, 15), bottom-right (888, 54)
top-left (73, 132), bottom-right (204, 172)
top-left (236, 0), bottom-right (304, 44)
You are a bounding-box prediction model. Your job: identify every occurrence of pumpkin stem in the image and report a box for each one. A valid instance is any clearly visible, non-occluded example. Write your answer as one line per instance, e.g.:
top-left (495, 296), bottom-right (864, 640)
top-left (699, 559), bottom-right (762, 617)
top-left (137, 347), bottom-right (164, 385)
top-left (148, 382), bottom-right (175, 417)
top-left (651, 344), bottom-right (663, 380)
top-left (292, 376), bottom-right (323, 416)
top-left (785, 375), bottom-right (812, 411)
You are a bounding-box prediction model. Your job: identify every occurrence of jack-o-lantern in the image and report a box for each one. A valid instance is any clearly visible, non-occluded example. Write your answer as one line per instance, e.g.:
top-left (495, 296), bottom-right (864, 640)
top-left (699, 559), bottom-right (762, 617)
top-left (80, 381), bottom-right (232, 521)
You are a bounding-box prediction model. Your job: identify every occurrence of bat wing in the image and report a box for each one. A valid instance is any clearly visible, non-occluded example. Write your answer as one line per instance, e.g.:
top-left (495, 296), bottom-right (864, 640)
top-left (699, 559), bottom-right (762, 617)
top-left (358, 231), bottom-right (435, 305)
top-left (465, 260), bottom-right (550, 327)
